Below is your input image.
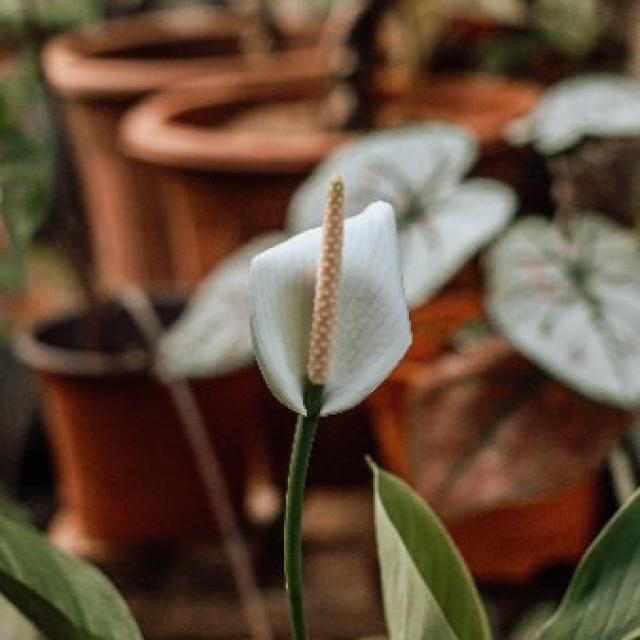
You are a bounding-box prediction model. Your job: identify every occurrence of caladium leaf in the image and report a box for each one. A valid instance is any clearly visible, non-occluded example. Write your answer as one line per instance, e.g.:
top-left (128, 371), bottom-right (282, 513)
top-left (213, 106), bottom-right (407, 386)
top-left (156, 232), bottom-right (286, 378)
top-left (399, 178), bottom-right (516, 307)
top-left (288, 124), bottom-right (478, 233)
top-left (250, 201), bottom-right (411, 416)
top-left (372, 462), bottom-right (491, 640)
top-left (288, 125), bottom-right (516, 308)
top-left (486, 214), bottom-right (640, 408)
top-left (0, 511), bottom-right (142, 640)
top-left (538, 488), bottom-right (640, 640)
top-left (506, 74), bottom-right (640, 155)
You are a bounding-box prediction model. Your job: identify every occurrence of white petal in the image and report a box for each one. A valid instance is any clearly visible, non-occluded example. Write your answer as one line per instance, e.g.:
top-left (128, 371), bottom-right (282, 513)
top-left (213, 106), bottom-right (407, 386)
top-left (250, 202), bottom-right (411, 416)
top-left (288, 124), bottom-right (477, 233)
top-left (505, 74), bottom-right (640, 155)
top-left (401, 178), bottom-right (517, 308)
top-left (156, 233), bottom-right (286, 378)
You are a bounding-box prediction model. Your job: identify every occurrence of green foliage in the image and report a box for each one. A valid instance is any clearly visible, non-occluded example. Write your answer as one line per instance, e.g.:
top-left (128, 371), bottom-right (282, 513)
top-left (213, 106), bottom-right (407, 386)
top-left (538, 489), bottom-right (640, 639)
top-left (530, 0), bottom-right (603, 57)
top-left (371, 461), bottom-right (491, 640)
top-left (0, 0), bottom-right (104, 41)
top-left (0, 52), bottom-right (51, 291)
top-left (373, 463), bottom-right (640, 640)
top-left (0, 511), bottom-right (142, 640)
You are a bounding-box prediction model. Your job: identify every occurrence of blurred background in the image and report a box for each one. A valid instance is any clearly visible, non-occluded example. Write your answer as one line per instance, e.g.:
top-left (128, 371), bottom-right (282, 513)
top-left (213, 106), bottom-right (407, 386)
top-left (2, 0), bottom-right (640, 638)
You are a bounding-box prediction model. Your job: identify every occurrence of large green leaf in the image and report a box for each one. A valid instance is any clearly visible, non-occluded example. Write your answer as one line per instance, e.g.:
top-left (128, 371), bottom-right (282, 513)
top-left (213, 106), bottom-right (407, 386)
top-left (372, 463), bottom-right (491, 640)
top-left (486, 214), bottom-right (640, 408)
top-left (538, 488), bottom-right (640, 640)
top-left (0, 513), bottom-right (142, 640)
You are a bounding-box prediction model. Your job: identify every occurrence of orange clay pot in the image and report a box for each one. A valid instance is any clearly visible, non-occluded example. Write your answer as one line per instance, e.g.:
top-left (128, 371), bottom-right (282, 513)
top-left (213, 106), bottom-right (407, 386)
top-left (41, 7), bottom-right (323, 291)
top-left (121, 73), bottom-right (540, 286)
top-left (369, 337), bottom-right (629, 583)
top-left (14, 295), bottom-right (258, 556)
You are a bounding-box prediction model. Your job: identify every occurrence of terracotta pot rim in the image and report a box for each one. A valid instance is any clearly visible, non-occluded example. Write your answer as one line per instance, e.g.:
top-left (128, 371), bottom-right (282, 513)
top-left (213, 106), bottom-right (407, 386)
top-left (13, 291), bottom-right (186, 377)
top-left (121, 71), bottom-right (540, 174)
top-left (41, 7), bottom-right (249, 100)
top-left (120, 66), bottom-right (348, 174)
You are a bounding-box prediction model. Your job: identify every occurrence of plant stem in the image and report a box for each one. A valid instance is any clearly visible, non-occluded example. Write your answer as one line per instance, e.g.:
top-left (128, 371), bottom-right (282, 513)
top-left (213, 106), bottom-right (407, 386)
top-left (284, 382), bottom-right (323, 640)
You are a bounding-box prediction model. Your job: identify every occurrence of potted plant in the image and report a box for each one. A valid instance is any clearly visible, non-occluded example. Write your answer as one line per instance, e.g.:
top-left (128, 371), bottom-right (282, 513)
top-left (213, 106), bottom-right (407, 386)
top-left (507, 72), bottom-right (640, 228)
top-left (118, 0), bottom-right (540, 286)
top-left (286, 117), bottom-right (640, 582)
top-left (41, 3), bottom-right (329, 290)
top-left (1, 175), bottom-right (640, 640)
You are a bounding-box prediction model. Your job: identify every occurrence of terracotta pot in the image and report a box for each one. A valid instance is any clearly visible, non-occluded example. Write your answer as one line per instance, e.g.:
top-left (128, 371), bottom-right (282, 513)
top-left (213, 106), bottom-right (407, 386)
top-left (14, 296), bottom-right (258, 555)
top-left (120, 68), bottom-right (340, 285)
top-left (121, 72), bottom-right (540, 285)
top-left (369, 288), bottom-right (484, 475)
top-left (369, 337), bottom-right (629, 582)
top-left (41, 7), bottom-right (323, 290)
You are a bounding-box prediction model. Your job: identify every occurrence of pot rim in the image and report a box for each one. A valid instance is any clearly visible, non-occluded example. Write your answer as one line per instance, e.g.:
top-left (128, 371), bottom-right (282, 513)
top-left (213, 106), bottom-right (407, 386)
top-left (41, 7), bottom-right (250, 100)
top-left (120, 64), bottom-right (350, 174)
top-left (13, 291), bottom-right (186, 377)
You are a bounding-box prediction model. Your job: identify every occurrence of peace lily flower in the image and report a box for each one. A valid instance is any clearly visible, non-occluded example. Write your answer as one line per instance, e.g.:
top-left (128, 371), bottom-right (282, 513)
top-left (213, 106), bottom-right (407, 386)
top-left (249, 177), bottom-right (411, 639)
top-left (288, 124), bottom-right (517, 308)
top-left (506, 74), bottom-right (640, 155)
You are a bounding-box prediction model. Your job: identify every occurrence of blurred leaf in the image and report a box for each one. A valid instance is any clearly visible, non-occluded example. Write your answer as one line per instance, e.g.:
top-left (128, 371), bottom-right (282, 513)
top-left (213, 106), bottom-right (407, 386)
top-left (157, 232), bottom-right (285, 379)
top-left (538, 488), bottom-right (640, 639)
top-left (509, 602), bottom-right (556, 640)
top-left (487, 214), bottom-right (640, 408)
top-left (289, 125), bottom-right (516, 308)
top-left (0, 597), bottom-right (43, 640)
top-left (0, 511), bottom-right (142, 640)
top-left (405, 339), bottom-right (628, 520)
top-left (372, 462), bottom-right (491, 640)
top-left (0, 0), bottom-right (104, 39)
top-left (532, 0), bottom-right (603, 57)
top-left (0, 50), bottom-right (51, 291)
top-left (506, 74), bottom-right (640, 155)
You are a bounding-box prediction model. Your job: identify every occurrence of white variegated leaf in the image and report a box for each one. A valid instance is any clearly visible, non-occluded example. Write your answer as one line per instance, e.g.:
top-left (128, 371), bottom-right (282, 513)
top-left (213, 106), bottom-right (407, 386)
top-left (287, 124), bottom-right (477, 233)
top-left (487, 214), bottom-right (640, 408)
top-left (250, 202), bottom-right (411, 416)
top-left (400, 178), bottom-right (516, 307)
top-left (506, 74), bottom-right (640, 155)
top-left (156, 233), bottom-right (286, 378)
top-left (288, 124), bottom-right (516, 308)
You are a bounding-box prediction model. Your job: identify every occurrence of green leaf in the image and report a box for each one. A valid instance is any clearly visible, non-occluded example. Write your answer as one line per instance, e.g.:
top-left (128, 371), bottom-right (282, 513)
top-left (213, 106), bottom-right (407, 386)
top-left (372, 462), bottom-right (491, 640)
top-left (0, 512), bottom-right (142, 640)
top-left (538, 488), bottom-right (640, 640)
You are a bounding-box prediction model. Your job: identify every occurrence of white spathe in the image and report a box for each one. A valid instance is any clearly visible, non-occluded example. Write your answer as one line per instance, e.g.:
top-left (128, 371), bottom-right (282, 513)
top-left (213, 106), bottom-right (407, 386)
top-left (156, 233), bottom-right (286, 379)
top-left (250, 202), bottom-right (411, 416)
top-left (288, 124), bottom-right (516, 309)
top-left (487, 214), bottom-right (640, 408)
top-left (505, 74), bottom-right (640, 155)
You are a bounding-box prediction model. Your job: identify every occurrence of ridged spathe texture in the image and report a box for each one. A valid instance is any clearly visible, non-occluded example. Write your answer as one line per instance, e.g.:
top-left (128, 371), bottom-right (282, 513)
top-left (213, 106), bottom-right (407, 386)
top-left (250, 200), bottom-right (411, 416)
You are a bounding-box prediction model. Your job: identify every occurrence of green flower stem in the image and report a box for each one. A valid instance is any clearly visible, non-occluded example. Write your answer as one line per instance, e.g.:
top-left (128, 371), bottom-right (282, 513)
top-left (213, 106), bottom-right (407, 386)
top-left (284, 381), bottom-right (324, 640)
